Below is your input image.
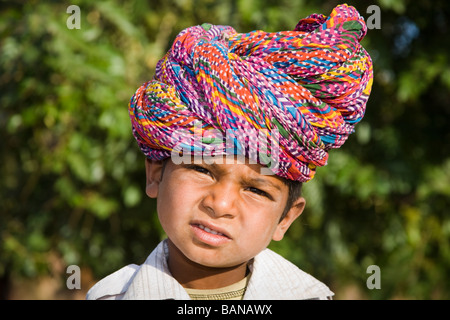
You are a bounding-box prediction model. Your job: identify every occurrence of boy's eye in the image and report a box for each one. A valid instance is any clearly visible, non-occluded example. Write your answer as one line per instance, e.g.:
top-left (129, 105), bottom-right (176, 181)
top-left (247, 187), bottom-right (273, 200)
top-left (186, 165), bottom-right (210, 175)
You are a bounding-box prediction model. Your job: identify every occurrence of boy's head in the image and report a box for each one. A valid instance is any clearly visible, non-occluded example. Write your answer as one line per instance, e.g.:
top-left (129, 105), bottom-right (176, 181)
top-left (144, 156), bottom-right (305, 268)
top-left (128, 4), bottom-right (373, 269)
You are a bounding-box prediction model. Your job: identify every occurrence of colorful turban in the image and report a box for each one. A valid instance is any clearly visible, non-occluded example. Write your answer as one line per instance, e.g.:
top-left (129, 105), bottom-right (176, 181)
top-left (129, 4), bottom-right (373, 182)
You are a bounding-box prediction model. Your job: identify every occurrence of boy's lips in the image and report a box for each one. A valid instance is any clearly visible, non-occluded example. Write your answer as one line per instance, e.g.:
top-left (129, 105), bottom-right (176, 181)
top-left (190, 220), bottom-right (232, 246)
top-left (190, 220), bottom-right (231, 238)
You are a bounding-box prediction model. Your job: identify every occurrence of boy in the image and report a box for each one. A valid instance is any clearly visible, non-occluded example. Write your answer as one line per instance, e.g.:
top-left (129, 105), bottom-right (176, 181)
top-left (87, 4), bottom-right (372, 300)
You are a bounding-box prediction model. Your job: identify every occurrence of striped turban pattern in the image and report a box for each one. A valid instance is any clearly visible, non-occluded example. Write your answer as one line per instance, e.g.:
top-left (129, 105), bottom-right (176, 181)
top-left (129, 4), bottom-right (373, 182)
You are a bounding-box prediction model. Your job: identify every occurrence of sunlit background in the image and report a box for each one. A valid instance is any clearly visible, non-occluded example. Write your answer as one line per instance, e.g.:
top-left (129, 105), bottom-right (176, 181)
top-left (1, 0), bottom-right (449, 299)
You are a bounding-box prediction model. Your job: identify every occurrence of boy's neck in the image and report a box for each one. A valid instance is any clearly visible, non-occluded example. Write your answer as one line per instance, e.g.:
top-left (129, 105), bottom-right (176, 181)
top-left (166, 239), bottom-right (249, 290)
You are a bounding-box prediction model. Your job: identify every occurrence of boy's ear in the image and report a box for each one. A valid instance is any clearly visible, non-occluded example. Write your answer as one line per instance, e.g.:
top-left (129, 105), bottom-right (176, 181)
top-left (272, 197), bottom-right (306, 242)
top-left (145, 158), bottom-right (165, 198)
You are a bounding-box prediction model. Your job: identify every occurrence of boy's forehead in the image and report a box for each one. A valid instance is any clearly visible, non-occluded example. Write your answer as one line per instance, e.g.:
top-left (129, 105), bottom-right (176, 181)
top-left (172, 154), bottom-right (263, 169)
top-left (169, 155), bottom-right (284, 183)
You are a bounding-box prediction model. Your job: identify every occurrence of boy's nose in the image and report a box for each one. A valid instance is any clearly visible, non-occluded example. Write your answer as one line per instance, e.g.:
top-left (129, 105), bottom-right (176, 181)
top-left (200, 182), bottom-right (239, 219)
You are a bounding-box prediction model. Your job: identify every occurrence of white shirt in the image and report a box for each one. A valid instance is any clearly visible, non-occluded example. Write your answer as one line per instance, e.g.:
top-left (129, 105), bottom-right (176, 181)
top-left (86, 240), bottom-right (334, 300)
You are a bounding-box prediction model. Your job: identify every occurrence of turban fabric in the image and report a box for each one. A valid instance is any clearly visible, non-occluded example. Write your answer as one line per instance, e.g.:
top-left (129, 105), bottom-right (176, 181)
top-left (129, 4), bottom-right (373, 182)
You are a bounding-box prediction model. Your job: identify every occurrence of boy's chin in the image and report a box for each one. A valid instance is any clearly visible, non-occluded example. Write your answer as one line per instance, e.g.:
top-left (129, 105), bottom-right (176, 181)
top-left (189, 255), bottom-right (245, 269)
top-left (170, 238), bottom-right (256, 269)
top-left (186, 250), bottom-right (252, 270)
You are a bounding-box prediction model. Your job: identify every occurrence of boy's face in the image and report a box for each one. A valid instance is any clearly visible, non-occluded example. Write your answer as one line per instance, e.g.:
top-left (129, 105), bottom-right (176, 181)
top-left (145, 156), bottom-right (305, 269)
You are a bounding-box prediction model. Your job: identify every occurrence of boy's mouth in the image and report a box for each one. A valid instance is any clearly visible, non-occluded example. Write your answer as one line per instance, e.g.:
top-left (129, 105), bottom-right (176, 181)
top-left (196, 223), bottom-right (228, 237)
top-left (190, 221), bottom-right (232, 246)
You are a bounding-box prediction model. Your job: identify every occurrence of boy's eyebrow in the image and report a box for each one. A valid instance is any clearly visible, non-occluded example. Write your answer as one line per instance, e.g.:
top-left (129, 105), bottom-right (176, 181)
top-left (206, 162), bottom-right (282, 191)
top-left (244, 177), bottom-right (283, 191)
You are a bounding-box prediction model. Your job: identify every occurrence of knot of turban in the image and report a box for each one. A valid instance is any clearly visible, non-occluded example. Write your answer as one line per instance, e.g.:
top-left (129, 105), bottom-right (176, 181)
top-left (129, 4), bottom-right (373, 182)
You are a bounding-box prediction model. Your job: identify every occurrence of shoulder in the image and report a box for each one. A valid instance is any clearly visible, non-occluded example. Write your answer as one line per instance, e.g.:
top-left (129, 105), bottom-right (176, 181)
top-left (86, 264), bottom-right (140, 300)
top-left (248, 248), bottom-right (334, 300)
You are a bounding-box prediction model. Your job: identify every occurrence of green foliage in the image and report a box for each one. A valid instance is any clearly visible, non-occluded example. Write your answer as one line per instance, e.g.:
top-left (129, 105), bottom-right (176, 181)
top-left (1, 0), bottom-right (449, 299)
